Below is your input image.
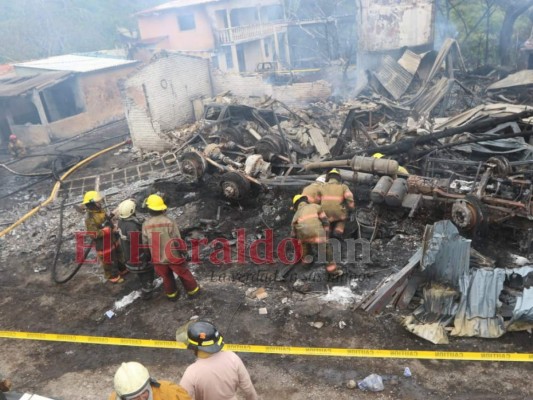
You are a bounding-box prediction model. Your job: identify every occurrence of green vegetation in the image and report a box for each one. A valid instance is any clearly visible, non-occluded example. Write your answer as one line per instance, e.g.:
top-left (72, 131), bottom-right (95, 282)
top-left (0, 0), bottom-right (162, 63)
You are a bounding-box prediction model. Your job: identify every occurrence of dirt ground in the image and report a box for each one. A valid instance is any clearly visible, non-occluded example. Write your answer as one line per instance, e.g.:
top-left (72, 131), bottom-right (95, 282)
top-left (1, 128), bottom-right (532, 400)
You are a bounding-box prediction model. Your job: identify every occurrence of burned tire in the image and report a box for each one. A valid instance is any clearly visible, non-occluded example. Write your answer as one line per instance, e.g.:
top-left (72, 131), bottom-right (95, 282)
top-left (220, 171), bottom-right (251, 200)
top-left (181, 151), bottom-right (208, 180)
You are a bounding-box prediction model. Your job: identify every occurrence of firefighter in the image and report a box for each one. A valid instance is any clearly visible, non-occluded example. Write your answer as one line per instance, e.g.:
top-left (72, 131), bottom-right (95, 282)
top-left (320, 169), bottom-right (355, 239)
top-left (372, 152), bottom-right (409, 175)
top-left (142, 194), bottom-right (200, 301)
top-left (301, 175), bottom-right (326, 204)
top-left (82, 191), bottom-right (127, 283)
top-left (291, 194), bottom-right (342, 277)
top-left (8, 134), bottom-right (26, 158)
top-left (180, 321), bottom-right (258, 400)
top-left (109, 361), bottom-right (191, 400)
top-left (116, 199), bottom-right (155, 300)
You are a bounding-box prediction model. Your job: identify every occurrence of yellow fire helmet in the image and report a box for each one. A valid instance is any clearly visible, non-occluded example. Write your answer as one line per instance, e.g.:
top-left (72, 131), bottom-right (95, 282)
top-left (144, 194), bottom-right (167, 211)
top-left (292, 194), bottom-right (308, 205)
top-left (82, 190), bottom-right (103, 205)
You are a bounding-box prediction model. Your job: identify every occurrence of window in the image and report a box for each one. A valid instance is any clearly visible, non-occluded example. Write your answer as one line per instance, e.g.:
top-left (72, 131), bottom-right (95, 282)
top-left (178, 14), bottom-right (196, 31)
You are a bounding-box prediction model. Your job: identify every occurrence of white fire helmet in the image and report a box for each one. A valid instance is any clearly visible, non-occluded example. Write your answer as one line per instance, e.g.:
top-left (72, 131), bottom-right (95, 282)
top-left (114, 362), bottom-right (153, 400)
top-left (118, 199), bottom-right (136, 219)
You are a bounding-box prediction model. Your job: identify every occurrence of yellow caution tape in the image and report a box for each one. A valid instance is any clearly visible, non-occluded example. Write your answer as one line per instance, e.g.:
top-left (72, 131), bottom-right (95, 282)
top-left (1, 330), bottom-right (532, 362)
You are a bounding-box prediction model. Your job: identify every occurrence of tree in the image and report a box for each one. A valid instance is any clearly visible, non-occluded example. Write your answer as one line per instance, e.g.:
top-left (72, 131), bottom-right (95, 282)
top-left (496, 0), bottom-right (533, 66)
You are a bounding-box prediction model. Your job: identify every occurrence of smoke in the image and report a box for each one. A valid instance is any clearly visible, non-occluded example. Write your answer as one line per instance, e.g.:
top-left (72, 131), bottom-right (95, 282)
top-left (434, 3), bottom-right (459, 50)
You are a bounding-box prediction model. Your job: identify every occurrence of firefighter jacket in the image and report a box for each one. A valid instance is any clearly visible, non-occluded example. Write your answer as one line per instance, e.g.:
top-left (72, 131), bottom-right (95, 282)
top-left (291, 202), bottom-right (329, 244)
top-left (142, 214), bottom-right (184, 265)
top-left (85, 209), bottom-right (114, 252)
top-left (117, 216), bottom-right (151, 271)
top-left (320, 178), bottom-right (355, 222)
top-left (302, 182), bottom-right (323, 204)
top-left (109, 380), bottom-right (191, 400)
top-left (8, 139), bottom-right (26, 157)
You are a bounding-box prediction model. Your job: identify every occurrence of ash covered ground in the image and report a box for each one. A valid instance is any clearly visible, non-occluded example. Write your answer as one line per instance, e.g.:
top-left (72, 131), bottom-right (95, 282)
top-left (1, 129), bottom-right (532, 400)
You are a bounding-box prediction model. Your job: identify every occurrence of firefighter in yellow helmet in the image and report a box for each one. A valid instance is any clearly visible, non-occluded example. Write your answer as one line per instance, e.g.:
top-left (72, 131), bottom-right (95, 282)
top-left (142, 194), bottom-right (200, 301)
top-left (291, 194), bottom-right (342, 277)
top-left (320, 169), bottom-right (355, 239)
top-left (82, 191), bottom-right (127, 283)
top-left (372, 153), bottom-right (409, 175)
top-left (109, 361), bottom-right (191, 400)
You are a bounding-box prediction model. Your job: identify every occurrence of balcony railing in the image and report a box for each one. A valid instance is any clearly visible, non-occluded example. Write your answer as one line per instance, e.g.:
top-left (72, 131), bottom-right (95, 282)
top-left (216, 22), bottom-right (287, 45)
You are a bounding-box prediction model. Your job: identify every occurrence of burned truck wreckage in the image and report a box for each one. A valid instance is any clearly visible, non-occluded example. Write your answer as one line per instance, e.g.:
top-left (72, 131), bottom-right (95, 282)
top-left (178, 99), bottom-right (533, 255)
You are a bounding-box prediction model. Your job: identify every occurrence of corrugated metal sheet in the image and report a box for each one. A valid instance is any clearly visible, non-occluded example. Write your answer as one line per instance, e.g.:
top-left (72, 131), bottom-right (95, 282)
top-left (397, 49), bottom-right (423, 76)
top-left (136, 0), bottom-right (221, 15)
top-left (0, 71), bottom-right (72, 97)
top-left (421, 220), bottom-right (471, 289)
top-left (13, 55), bottom-right (138, 73)
top-left (357, 0), bottom-right (435, 52)
top-left (487, 70), bottom-right (533, 91)
top-left (371, 55), bottom-right (414, 100)
top-left (451, 269), bottom-right (507, 338)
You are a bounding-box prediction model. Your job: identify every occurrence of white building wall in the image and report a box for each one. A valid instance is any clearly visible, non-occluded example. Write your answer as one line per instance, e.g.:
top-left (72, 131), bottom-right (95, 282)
top-left (121, 54), bottom-right (212, 152)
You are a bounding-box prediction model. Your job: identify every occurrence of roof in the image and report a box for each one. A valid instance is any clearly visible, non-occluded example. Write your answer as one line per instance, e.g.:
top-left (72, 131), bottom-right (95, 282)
top-left (13, 55), bottom-right (138, 73)
top-left (136, 0), bottom-right (221, 16)
top-left (487, 70), bottom-right (533, 91)
top-left (0, 71), bottom-right (72, 97)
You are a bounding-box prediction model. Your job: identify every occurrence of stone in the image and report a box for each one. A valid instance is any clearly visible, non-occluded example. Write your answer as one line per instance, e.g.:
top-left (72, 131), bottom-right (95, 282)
top-left (258, 308), bottom-right (268, 315)
top-left (346, 380), bottom-right (357, 389)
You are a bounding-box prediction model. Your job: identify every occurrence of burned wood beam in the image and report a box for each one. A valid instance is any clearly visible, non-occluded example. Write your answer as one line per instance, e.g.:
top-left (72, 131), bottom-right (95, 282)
top-left (333, 109), bottom-right (533, 160)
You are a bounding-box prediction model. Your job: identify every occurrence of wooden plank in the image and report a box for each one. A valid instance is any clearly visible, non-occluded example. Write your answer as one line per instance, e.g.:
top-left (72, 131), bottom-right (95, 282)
top-left (308, 127), bottom-right (331, 157)
top-left (361, 249), bottom-right (422, 314)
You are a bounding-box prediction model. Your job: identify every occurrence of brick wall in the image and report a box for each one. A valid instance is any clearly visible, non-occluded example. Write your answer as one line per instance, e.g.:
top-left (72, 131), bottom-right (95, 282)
top-left (122, 54), bottom-right (212, 152)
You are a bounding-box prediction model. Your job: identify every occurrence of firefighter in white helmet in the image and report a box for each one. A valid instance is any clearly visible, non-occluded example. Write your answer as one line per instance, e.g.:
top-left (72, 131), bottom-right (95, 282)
top-left (109, 361), bottom-right (191, 400)
top-left (116, 199), bottom-right (154, 299)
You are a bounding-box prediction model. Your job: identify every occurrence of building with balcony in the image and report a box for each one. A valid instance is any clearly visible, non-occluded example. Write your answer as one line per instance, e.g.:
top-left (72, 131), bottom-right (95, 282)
top-left (135, 0), bottom-right (290, 73)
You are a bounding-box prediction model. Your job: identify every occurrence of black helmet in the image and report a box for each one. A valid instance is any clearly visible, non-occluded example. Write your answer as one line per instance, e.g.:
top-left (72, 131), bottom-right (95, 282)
top-left (187, 321), bottom-right (224, 354)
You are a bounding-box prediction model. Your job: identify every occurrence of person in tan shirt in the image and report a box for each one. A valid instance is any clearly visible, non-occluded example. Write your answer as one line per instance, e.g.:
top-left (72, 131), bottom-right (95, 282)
top-left (179, 321), bottom-right (258, 400)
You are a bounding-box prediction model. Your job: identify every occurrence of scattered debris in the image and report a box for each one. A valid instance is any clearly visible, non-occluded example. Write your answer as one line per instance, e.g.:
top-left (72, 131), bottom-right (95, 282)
top-left (358, 374), bottom-right (384, 392)
top-left (258, 308), bottom-right (268, 315)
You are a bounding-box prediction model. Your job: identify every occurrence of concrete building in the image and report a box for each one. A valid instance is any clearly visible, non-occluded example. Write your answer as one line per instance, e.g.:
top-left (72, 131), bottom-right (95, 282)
top-left (135, 0), bottom-right (290, 73)
top-left (0, 54), bottom-right (138, 148)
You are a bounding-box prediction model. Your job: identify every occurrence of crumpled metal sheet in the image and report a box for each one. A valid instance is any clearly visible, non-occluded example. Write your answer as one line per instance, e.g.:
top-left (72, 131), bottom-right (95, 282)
top-left (451, 269), bottom-right (506, 338)
top-left (507, 266), bottom-right (533, 331)
top-left (412, 285), bottom-right (460, 325)
top-left (371, 55), bottom-right (414, 100)
top-left (403, 315), bottom-right (449, 345)
top-left (487, 70), bottom-right (533, 91)
top-left (421, 220), bottom-right (471, 290)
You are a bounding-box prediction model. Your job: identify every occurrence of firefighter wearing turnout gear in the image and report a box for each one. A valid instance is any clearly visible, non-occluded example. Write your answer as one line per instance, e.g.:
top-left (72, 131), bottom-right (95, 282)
top-left (117, 199), bottom-right (155, 300)
top-left (142, 194), bottom-right (200, 301)
top-left (180, 321), bottom-right (258, 400)
top-left (8, 134), bottom-right (26, 158)
top-left (83, 190), bottom-right (127, 283)
top-left (109, 361), bottom-right (191, 400)
top-left (320, 169), bottom-right (355, 239)
top-left (291, 194), bottom-right (342, 276)
top-left (301, 175), bottom-right (326, 204)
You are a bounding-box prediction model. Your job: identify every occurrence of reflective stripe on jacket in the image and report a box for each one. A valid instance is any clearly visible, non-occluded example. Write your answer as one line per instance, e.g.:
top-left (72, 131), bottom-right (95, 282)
top-left (291, 203), bottom-right (328, 243)
top-left (320, 179), bottom-right (355, 222)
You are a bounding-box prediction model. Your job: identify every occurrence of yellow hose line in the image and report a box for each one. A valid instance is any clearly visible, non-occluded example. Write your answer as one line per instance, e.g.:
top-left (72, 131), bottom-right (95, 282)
top-left (0, 140), bottom-right (128, 238)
